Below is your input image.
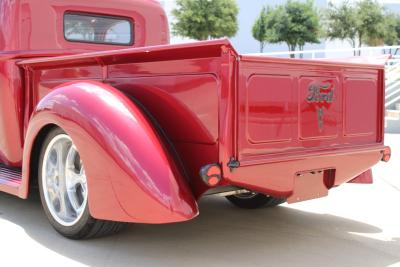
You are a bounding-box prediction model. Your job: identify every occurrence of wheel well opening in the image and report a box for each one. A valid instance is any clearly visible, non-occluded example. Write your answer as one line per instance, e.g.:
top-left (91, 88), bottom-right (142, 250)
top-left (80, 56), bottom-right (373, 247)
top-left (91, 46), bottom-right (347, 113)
top-left (28, 124), bottom-right (58, 199)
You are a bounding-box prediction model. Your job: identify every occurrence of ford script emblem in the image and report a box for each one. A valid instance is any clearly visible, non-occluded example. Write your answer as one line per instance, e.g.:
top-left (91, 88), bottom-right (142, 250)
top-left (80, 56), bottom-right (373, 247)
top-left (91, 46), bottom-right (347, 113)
top-left (306, 80), bottom-right (335, 132)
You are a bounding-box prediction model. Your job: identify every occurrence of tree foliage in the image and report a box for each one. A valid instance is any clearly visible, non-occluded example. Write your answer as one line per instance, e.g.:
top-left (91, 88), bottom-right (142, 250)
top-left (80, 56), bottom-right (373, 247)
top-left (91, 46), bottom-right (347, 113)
top-left (380, 13), bottom-right (400, 54)
top-left (325, 0), bottom-right (385, 55)
top-left (357, 0), bottom-right (385, 46)
top-left (252, 7), bottom-right (268, 53)
top-left (284, 0), bottom-right (320, 51)
top-left (383, 14), bottom-right (400, 46)
top-left (324, 1), bottom-right (357, 50)
top-left (252, 0), bottom-right (320, 56)
top-left (172, 0), bottom-right (239, 41)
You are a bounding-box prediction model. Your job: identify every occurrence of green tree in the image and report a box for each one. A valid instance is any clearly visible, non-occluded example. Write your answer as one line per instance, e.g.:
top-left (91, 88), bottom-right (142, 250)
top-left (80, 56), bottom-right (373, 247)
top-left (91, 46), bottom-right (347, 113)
top-left (324, 1), bottom-right (358, 54)
top-left (284, 0), bottom-right (320, 52)
top-left (394, 15), bottom-right (400, 54)
top-left (357, 0), bottom-right (385, 47)
top-left (381, 13), bottom-right (400, 54)
top-left (172, 0), bottom-right (239, 40)
top-left (252, 7), bottom-right (268, 53)
top-left (252, 0), bottom-right (320, 57)
top-left (383, 14), bottom-right (398, 46)
top-left (325, 0), bottom-right (385, 55)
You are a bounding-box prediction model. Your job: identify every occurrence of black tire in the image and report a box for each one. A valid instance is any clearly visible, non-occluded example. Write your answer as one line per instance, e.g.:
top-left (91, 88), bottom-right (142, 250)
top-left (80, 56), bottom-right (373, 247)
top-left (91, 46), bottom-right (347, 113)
top-left (38, 127), bottom-right (124, 239)
top-left (226, 192), bottom-right (286, 209)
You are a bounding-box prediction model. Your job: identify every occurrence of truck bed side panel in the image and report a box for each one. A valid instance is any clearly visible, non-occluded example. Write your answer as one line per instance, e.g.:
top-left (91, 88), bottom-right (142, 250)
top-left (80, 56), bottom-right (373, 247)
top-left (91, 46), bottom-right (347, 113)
top-left (18, 40), bottom-right (387, 201)
top-left (29, 56), bottom-right (222, 197)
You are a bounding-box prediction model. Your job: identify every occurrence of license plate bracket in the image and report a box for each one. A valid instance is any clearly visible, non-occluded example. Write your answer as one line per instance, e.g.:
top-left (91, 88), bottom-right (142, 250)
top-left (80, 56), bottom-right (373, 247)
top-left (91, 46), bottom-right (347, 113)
top-left (287, 169), bottom-right (329, 204)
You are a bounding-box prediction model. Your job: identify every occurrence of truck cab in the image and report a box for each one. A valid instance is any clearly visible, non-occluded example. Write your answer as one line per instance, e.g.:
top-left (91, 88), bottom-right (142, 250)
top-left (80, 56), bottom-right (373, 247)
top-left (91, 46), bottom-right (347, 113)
top-left (0, 0), bottom-right (390, 239)
top-left (0, 0), bottom-right (169, 52)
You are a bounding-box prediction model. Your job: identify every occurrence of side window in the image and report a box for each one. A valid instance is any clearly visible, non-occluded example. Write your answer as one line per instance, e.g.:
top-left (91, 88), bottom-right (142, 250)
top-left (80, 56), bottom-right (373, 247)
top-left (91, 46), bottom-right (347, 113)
top-left (64, 12), bottom-right (134, 45)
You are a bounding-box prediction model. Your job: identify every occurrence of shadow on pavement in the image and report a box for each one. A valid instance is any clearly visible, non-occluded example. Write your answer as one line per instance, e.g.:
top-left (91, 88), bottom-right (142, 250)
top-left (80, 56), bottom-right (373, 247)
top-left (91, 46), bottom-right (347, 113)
top-left (0, 192), bottom-right (399, 267)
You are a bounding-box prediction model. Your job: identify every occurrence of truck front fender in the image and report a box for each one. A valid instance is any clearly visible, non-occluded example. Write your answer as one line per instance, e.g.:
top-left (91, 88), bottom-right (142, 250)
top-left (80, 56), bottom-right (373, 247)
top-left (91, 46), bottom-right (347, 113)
top-left (21, 81), bottom-right (198, 223)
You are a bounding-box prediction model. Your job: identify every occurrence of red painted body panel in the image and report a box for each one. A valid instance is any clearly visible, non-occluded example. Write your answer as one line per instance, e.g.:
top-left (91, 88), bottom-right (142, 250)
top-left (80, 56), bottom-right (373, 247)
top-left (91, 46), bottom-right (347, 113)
top-left (21, 81), bottom-right (198, 223)
top-left (0, 0), bottom-right (169, 52)
top-left (18, 40), bottom-right (387, 200)
top-left (348, 169), bottom-right (374, 184)
top-left (0, 60), bottom-right (24, 166)
top-left (0, 0), bottom-right (390, 224)
top-left (226, 146), bottom-right (382, 198)
top-left (237, 58), bottom-right (383, 164)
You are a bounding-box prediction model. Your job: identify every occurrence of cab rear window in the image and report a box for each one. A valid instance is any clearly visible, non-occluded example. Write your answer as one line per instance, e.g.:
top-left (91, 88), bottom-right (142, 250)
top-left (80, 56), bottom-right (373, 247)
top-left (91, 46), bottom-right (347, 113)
top-left (64, 12), bottom-right (134, 45)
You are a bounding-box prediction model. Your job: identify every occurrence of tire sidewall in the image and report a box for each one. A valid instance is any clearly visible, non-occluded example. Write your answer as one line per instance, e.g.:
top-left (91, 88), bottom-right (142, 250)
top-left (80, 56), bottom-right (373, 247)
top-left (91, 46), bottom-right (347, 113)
top-left (38, 127), bottom-right (93, 238)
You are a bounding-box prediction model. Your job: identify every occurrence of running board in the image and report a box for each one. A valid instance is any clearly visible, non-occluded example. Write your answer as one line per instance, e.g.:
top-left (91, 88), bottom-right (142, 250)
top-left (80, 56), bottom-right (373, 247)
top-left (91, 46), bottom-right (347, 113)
top-left (0, 165), bottom-right (22, 196)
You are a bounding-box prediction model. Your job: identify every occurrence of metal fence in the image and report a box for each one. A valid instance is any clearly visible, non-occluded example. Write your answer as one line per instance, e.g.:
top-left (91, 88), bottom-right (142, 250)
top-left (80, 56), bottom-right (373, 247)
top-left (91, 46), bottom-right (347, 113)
top-left (246, 45), bottom-right (400, 59)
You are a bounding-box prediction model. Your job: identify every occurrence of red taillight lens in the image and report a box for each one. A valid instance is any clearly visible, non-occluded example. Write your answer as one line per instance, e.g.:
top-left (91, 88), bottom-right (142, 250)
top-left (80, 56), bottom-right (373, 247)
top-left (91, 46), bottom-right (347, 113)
top-left (200, 164), bottom-right (222, 187)
top-left (382, 146), bottom-right (391, 162)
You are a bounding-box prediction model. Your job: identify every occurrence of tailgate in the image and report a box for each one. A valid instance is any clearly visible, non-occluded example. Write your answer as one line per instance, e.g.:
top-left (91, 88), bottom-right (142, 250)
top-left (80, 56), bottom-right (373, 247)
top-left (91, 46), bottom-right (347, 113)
top-left (236, 56), bottom-right (385, 165)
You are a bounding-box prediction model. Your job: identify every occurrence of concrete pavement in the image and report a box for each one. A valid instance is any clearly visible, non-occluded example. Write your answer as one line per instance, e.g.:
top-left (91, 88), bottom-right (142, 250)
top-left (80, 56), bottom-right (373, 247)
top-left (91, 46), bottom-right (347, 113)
top-left (374, 134), bottom-right (400, 191)
top-left (0, 135), bottom-right (399, 267)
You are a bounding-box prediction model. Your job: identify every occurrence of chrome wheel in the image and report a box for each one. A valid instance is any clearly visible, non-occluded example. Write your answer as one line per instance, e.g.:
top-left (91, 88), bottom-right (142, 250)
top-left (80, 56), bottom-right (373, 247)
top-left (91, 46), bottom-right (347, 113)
top-left (41, 134), bottom-right (88, 227)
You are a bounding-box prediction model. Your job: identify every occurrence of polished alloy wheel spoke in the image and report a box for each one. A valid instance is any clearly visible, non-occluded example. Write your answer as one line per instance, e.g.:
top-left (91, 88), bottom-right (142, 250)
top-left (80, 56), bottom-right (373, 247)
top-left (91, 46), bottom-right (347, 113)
top-left (58, 191), bottom-right (70, 218)
top-left (42, 134), bottom-right (88, 226)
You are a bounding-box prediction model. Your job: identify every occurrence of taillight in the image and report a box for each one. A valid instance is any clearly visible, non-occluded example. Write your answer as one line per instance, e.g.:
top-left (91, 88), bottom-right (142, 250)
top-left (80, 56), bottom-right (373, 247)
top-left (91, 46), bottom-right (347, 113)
top-left (199, 164), bottom-right (222, 187)
top-left (382, 146), bottom-right (391, 162)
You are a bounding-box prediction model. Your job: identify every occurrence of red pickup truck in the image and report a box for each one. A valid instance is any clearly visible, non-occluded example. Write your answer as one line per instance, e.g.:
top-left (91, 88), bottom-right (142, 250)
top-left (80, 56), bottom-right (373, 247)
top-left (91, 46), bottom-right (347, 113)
top-left (0, 0), bottom-right (390, 239)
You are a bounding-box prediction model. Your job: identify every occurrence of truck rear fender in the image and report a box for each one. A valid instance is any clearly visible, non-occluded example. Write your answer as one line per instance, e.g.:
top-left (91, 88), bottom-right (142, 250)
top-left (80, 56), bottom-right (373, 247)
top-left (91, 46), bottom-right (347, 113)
top-left (21, 81), bottom-right (198, 223)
